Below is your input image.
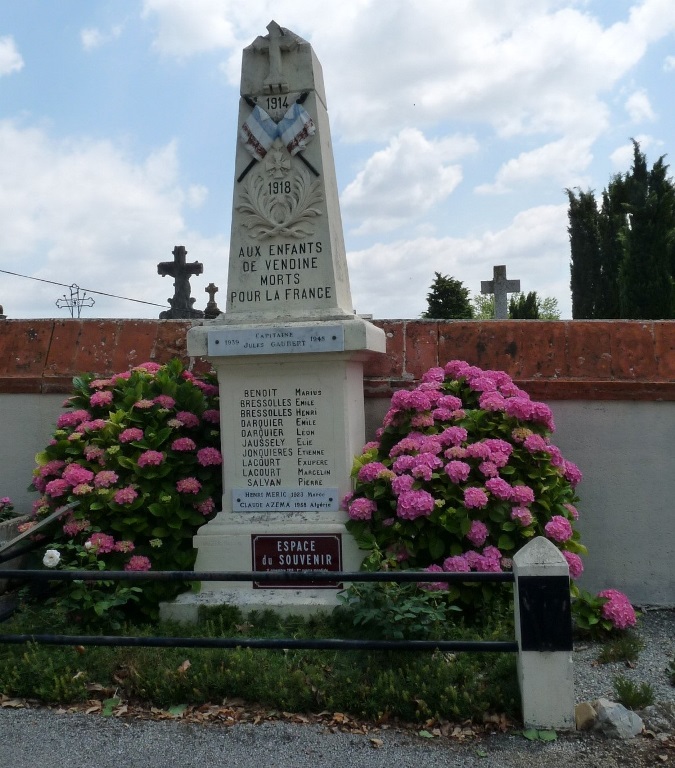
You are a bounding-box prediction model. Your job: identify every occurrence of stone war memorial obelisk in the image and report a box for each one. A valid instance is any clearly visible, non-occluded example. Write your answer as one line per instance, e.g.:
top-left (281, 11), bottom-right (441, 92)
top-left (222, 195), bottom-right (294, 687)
top-left (167, 22), bottom-right (386, 618)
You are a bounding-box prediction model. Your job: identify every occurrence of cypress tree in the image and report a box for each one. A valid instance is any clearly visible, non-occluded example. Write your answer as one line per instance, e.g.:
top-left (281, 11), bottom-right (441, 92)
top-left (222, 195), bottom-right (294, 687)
top-left (567, 188), bottom-right (601, 318)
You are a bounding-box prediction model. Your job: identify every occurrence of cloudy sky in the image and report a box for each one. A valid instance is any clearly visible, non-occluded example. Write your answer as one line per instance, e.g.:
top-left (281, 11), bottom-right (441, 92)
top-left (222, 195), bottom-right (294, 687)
top-left (1, 0), bottom-right (675, 320)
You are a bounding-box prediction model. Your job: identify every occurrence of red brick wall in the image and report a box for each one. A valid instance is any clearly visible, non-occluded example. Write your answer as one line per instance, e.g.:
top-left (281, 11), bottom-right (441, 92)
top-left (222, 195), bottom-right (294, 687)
top-left (1, 318), bottom-right (673, 400)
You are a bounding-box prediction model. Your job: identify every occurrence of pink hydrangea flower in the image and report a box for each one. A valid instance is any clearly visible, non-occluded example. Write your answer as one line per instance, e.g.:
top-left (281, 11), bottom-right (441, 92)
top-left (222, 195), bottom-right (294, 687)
top-left (153, 394), bottom-right (176, 409)
top-left (523, 434), bottom-right (550, 454)
top-left (598, 589), bottom-right (636, 630)
top-left (119, 427), bottom-right (144, 443)
top-left (563, 460), bottom-right (583, 487)
top-left (171, 437), bottom-right (197, 452)
top-left (504, 397), bottom-right (533, 420)
top-left (357, 462), bottom-right (389, 483)
top-left (563, 503), bottom-right (579, 520)
top-left (62, 464), bottom-right (95, 487)
top-left (443, 555), bottom-right (470, 572)
top-left (444, 461), bottom-right (471, 484)
top-left (86, 532), bottom-right (116, 554)
top-left (438, 426), bottom-right (467, 447)
top-left (72, 483), bottom-right (93, 496)
top-left (63, 518), bottom-right (90, 537)
top-left (421, 367), bottom-right (445, 384)
top-left (125, 555), bottom-right (152, 572)
top-left (56, 409), bottom-right (91, 429)
top-left (485, 477), bottom-right (513, 500)
top-left (478, 391), bottom-right (507, 412)
top-left (195, 497), bottom-right (216, 516)
top-left (396, 489), bottom-right (436, 520)
top-left (76, 419), bottom-right (107, 432)
top-left (114, 540), bottom-right (135, 553)
top-left (39, 459), bottom-right (66, 478)
top-left (202, 409), bottom-right (221, 424)
top-left (94, 470), bottom-right (119, 488)
top-left (45, 478), bottom-right (69, 498)
top-left (511, 485), bottom-right (535, 505)
top-left (465, 442), bottom-right (492, 460)
top-left (391, 474), bottom-right (415, 496)
top-left (478, 461), bottom-right (499, 478)
top-left (511, 506), bottom-right (533, 526)
top-left (84, 446), bottom-right (105, 464)
top-left (176, 477), bottom-right (201, 494)
top-left (466, 520), bottom-right (489, 547)
top-left (411, 413), bottom-right (435, 428)
top-left (348, 497), bottom-right (377, 521)
top-left (89, 378), bottom-right (113, 389)
top-left (463, 487), bottom-right (489, 509)
top-left (197, 447), bottom-right (223, 466)
top-left (544, 515), bottom-right (573, 542)
top-left (134, 362), bottom-right (162, 374)
top-left (176, 411), bottom-right (200, 428)
top-left (90, 390), bottom-right (113, 408)
top-left (114, 486), bottom-right (138, 505)
top-left (137, 450), bottom-right (164, 467)
top-left (393, 455), bottom-right (416, 473)
top-left (340, 492), bottom-right (354, 511)
top-left (133, 399), bottom-right (155, 409)
top-left (562, 551), bottom-right (584, 579)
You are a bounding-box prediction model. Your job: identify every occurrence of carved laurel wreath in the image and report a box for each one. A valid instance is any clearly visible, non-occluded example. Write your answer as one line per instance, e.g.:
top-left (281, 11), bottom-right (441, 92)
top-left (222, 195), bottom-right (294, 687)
top-left (236, 162), bottom-right (324, 240)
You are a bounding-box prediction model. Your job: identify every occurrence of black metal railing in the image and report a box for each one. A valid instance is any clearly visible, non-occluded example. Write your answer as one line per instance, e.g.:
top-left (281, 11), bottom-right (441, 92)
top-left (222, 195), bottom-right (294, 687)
top-left (0, 568), bottom-right (518, 653)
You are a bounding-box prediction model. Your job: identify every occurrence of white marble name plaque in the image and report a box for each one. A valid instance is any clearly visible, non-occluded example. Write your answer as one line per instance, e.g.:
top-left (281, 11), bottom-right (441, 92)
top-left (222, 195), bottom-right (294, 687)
top-left (207, 326), bottom-right (345, 356)
top-left (232, 487), bottom-right (339, 512)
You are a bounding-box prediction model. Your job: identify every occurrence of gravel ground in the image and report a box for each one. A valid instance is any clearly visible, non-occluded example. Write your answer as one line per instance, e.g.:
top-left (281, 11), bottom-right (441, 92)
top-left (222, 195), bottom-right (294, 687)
top-left (1, 609), bottom-right (673, 768)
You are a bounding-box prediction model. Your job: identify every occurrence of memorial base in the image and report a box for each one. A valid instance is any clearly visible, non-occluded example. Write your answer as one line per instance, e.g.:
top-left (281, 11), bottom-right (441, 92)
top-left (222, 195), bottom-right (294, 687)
top-left (159, 521), bottom-right (364, 622)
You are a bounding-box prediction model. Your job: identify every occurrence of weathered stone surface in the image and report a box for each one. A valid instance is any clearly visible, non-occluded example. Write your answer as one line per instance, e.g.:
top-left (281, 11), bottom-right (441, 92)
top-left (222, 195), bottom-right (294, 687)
top-left (594, 697), bottom-right (644, 739)
top-left (575, 701), bottom-right (598, 731)
top-left (640, 702), bottom-right (675, 734)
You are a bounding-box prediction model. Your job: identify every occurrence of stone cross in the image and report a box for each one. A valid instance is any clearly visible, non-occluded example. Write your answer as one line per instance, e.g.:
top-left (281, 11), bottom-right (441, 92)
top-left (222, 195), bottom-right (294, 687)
top-left (204, 282), bottom-right (221, 319)
top-left (253, 20), bottom-right (297, 94)
top-left (481, 265), bottom-right (521, 320)
top-left (158, 245), bottom-right (204, 319)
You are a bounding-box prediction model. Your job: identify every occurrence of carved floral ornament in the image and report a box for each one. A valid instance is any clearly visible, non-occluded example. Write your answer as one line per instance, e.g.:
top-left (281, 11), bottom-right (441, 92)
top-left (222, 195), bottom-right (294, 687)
top-left (237, 146), bottom-right (324, 240)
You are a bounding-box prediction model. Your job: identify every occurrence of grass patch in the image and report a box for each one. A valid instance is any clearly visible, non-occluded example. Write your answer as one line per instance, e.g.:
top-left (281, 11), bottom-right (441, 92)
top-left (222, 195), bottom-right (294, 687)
top-left (0, 600), bottom-right (519, 723)
top-left (613, 676), bottom-right (655, 710)
top-left (597, 631), bottom-right (643, 664)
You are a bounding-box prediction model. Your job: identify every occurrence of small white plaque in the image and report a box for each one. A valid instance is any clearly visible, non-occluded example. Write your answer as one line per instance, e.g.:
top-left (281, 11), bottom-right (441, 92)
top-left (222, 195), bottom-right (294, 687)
top-left (232, 487), bottom-right (339, 512)
top-left (208, 326), bottom-right (345, 356)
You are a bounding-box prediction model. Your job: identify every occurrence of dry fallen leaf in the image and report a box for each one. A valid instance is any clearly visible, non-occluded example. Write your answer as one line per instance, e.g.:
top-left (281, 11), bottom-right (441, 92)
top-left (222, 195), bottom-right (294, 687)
top-left (369, 738), bottom-right (384, 748)
top-left (0, 698), bottom-right (25, 709)
top-left (176, 659), bottom-right (191, 674)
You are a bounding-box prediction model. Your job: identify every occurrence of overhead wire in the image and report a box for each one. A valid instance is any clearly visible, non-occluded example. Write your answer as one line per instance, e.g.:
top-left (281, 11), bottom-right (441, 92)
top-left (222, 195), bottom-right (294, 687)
top-left (0, 268), bottom-right (170, 309)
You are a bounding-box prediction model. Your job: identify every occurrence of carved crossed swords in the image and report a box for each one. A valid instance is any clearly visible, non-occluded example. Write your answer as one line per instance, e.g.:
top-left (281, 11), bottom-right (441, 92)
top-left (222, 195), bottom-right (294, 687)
top-left (237, 92), bottom-right (320, 183)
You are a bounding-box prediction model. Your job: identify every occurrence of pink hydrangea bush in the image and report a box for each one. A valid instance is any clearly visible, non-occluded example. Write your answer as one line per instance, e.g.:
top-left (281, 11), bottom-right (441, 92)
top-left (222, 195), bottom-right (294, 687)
top-left (29, 358), bottom-right (222, 620)
top-left (345, 360), bottom-right (636, 629)
top-left (344, 360), bottom-right (589, 612)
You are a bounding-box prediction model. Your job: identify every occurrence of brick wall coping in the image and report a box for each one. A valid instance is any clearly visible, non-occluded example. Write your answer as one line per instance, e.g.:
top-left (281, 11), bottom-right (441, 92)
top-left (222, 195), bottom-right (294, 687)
top-left (0, 318), bottom-right (673, 400)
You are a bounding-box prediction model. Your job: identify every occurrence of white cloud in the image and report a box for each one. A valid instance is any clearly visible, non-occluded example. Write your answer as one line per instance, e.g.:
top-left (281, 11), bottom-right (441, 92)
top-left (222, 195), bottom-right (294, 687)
top-left (624, 89), bottom-right (656, 123)
top-left (81, 24), bottom-right (123, 51)
top-left (348, 204), bottom-right (571, 319)
top-left (476, 136), bottom-right (595, 194)
top-left (0, 36), bottom-right (24, 76)
top-left (665, 54), bottom-right (675, 71)
top-left (341, 128), bottom-right (478, 234)
top-left (0, 121), bottom-right (227, 318)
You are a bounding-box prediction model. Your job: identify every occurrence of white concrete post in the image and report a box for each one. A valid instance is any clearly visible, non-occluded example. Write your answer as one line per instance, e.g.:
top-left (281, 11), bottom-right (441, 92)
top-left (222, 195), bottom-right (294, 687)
top-left (513, 536), bottom-right (575, 730)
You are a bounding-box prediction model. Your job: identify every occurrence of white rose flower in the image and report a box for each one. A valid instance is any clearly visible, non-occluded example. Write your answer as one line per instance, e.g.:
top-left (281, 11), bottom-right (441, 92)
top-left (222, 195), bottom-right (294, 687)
top-left (42, 549), bottom-right (61, 568)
